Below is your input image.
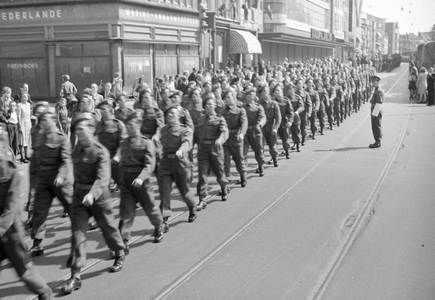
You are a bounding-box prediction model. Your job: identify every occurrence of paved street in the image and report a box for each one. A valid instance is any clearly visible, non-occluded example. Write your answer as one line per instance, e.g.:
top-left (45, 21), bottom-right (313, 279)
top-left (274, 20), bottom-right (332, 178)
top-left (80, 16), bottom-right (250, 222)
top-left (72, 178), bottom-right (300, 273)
top-left (1, 64), bottom-right (434, 300)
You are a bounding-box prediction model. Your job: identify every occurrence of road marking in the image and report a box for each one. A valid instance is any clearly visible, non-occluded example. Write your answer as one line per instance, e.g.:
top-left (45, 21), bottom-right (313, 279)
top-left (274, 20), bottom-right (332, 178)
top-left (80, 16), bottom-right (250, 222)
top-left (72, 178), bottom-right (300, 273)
top-left (308, 67), bottom-right (411, 300)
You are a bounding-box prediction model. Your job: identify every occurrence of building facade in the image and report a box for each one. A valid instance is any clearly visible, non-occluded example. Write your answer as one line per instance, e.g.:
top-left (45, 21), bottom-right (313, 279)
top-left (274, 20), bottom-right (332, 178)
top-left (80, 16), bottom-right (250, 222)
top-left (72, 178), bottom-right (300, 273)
top-left (386, 22), bottom-right (400, 55)
top-left (0, 0), bottom-right (201, 99)
top-left (399, 33), bottom-right (423, 55)
top-left (359, 10), bottom-right (387, 55)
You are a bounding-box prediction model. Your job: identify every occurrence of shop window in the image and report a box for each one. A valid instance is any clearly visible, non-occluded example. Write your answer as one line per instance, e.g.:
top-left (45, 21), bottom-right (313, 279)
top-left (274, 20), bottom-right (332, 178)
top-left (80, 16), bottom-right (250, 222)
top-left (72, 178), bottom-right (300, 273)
top-left (125, 43), bottom-right (150, 56)
top-left (166, 45), bottom-right (177, 55)
top-left (83, 43), bottom-right (110, 56)
top-left (0, 44), bottom-right (46, 58)
top-left (155, 44), bottom-right (166, 55)
top-left (179, 45), bottom-right (189, 55)
top-left (57, 44), bottom-right (83, 57)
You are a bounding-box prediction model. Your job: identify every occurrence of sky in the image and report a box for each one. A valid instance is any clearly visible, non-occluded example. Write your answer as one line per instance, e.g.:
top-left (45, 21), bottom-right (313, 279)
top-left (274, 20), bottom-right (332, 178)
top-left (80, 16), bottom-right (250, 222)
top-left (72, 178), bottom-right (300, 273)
top-left (362, 0), bottom-right (435, 34)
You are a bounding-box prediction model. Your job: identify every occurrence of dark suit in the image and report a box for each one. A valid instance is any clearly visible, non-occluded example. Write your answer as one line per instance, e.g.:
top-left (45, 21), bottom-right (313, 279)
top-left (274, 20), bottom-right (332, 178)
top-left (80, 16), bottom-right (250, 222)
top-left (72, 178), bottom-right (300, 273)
top-left (427, 73), bottom-right (435, 106)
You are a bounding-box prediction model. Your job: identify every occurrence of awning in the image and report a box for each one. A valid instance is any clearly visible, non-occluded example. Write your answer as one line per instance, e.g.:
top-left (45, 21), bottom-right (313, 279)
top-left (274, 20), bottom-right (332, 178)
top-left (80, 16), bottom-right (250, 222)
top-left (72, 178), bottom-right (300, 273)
top-left (355, 37), bottom-right (362, 44)
top-left (229, 29), bottom-right (262, 54)
top-left (376, 32), bottom-right (382, 38)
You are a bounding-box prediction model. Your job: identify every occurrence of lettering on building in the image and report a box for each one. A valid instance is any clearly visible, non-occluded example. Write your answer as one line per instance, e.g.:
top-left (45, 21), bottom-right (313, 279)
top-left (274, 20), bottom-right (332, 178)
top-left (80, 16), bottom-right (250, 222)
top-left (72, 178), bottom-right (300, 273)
top-left (124, 9), bottom-right (199, 26)
top-left (7, 63), bottom-right (39, 69)
top-left (311, 29), bottom-right (334, 41)
top-left (1, 9), bottom-right (62, 21)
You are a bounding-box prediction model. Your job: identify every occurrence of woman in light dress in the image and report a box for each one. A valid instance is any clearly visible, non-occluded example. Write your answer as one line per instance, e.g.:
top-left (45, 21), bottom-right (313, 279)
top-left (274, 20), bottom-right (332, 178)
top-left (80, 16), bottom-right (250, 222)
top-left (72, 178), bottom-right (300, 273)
top-left (17, 93), bottom-right (32, 163)
top-left (416, 67), bottom-right (428, 104)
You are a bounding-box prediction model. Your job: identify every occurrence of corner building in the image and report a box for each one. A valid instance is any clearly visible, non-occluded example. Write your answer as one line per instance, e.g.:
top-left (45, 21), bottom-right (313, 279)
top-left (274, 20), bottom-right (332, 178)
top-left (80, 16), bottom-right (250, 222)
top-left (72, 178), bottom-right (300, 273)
top-left (0, 0), bottom-right (201, 100)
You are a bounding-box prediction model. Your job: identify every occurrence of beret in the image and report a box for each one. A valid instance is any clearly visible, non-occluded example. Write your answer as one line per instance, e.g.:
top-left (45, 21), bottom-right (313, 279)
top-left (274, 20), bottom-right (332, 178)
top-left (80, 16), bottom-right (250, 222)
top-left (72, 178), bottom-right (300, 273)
top-left (96, 100), bottom-right (116, 110)
top-left (33, 102), bottom-right (49, 115)
top-left (169, 90), bottom-right (183, 99)
top-left (371, 75), bottom-right (381, 81)
top-left (244, 86), bottom-right (257, 94)
top-left (70, 114), bottom-right (97, 134)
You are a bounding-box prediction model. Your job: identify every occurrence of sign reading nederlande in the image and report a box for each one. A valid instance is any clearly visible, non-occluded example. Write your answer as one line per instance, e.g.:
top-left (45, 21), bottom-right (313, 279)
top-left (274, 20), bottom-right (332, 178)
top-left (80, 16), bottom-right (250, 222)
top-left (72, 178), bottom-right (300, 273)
top-left (1, 9), bottom-right (62, 21)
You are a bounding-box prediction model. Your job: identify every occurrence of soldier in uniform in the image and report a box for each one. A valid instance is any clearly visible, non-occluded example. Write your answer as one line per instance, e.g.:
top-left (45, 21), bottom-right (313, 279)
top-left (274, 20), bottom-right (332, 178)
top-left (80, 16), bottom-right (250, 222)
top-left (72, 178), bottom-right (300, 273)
top-left (260, 86), bottom-right (281, 167)
top-left (164, 90), bottom-right (194, 129)
top-left (95, 101), bottom-right (128, 192)
top-left (114, 93), bottom-right (134, 124)
top-left (323, 76), bottom-right (336, 130)
top-left (221, 90), bottom-right (248, 187)
top-left (305, 78), bottom-right (320, 139)
top-left (369, 76), bottom-right (384, 148)
top-left (0, 124), bottom-right (52, 300)
top-left (60, 116), bottom-right (126, 295)
top-left (196, 97), bottom-right (230, 210)
top-left (314, 79), bottom-right (327, 135)
top-left (331, 75), bottom-right (343, 127)
top-left (242, 87), bottom-right (266, 176)
top-left (70, 93), bottom-right (101, 147)
top-left (157, 107), bottom-right (197, 233)
top-left (294, 79), bottom-right (312, 145)
top-left (289, 87), bottom-right (305, 152)
top-left (59, 74), bottom-right (77, 103)
top-left (271, 84), bottom-right (294, 158)
top-left (118, 111), bottom-right (164, 250)
top-left (29, 110), bottom-right (73, 257)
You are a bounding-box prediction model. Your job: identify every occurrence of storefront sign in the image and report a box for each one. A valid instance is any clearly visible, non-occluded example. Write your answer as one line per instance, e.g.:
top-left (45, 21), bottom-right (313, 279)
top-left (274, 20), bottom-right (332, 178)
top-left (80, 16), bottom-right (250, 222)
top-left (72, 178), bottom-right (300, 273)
top-left (1, 9), bottom-right (61, 21)
top-left (311, 29), bottom-right (334, 42)
top-left (120, 5), bottom-right (199, 28)
top-left (7, 63), bottom-right (39, 69)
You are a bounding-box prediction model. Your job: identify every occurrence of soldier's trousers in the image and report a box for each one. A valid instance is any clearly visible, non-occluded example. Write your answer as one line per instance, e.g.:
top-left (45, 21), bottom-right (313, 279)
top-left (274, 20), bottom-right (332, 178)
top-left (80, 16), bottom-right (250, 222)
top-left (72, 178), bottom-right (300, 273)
top-left (333, 100), bottom-right (341, 125)
top-left (300, 111), bottom-right (308, 142)
top-left (224, 134), bottom-right (247, 181)
top-left (309, 111), bottom-right (318, 136)
top-left (158, 157), bottom-right (195, 219)
top-left (353, 90), bottom-right (360, 112)
top-left (119, 172), bottom-right (163, 240)
top-left (343, 96), bottom-right (350, 118)
top-left (32, 170), bottom-right (72, 240)
top-left (197, 142), bottom-right (229, 199)
top-left (277, 126), bottom-right (291, 153)
top-left (291, 114), bottom-right (302, 145)
top-left (262, 123), bottom-right (278, 159)
top-left (68, 187), bottom-right (124, 269)
top-left (325, 105), bottom-right (334, 127)
top-left (243, 126), bottom-right (265, 169)
top-left (0, 225), bottom-right (52, 298)
top-left (317, 107), bottom-right (325, 132)
top-left (371, 112), bottom-right (383, 143)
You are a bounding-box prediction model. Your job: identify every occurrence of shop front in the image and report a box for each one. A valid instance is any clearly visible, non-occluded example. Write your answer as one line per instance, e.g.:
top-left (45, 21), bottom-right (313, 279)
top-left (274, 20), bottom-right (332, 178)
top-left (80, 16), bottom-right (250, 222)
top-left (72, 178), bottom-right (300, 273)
top-left (0, 2), bottom-right (201, 99)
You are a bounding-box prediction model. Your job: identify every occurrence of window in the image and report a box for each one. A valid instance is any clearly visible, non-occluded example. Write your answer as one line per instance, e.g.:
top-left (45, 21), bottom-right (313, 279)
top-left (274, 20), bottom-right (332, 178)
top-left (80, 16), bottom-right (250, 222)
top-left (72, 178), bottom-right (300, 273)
top-left (288, 0), bottom-right (329, 29)
top-left (0, 44), bottom-right (45, 58)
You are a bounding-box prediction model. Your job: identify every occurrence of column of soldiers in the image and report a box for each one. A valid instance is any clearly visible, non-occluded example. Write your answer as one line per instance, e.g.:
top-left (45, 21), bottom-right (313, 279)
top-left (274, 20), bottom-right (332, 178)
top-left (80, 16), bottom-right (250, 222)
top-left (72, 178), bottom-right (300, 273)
top-left (0, 58), bottom-right (377, 299)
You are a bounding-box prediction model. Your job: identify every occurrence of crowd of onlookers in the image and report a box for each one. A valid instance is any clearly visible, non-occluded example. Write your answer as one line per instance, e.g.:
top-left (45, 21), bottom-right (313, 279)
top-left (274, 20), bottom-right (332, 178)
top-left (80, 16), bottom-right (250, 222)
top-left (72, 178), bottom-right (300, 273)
top-left (408, 61), bottom-right (435, 106)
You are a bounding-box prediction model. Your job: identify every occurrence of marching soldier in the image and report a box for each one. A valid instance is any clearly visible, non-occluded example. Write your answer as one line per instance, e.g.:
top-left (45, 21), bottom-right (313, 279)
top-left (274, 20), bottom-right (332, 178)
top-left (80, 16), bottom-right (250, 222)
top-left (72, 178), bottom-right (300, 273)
top-left (118, 111), bottom-right (164, 250)
top-left (294, 79), bottom-right (312, 145)
top-left (157, 107), bottom-right (197, 233)
top-left (95, 100), bottom-right (128, 192)
top-left (323, 76), bottom-right (336, 130)
top-left (331, 75), bottom-right (343, 127)
top-left (271, 83), bottom-right (294, 158)
top-left (369, 76), bottom-right (384, 148)
top-left (0, 123), bottom-right (52, 300)
top-left (243, 87), bottom-right (266, 176)
top-left (221, 90), bottom-right (248, 187)
top-left (196, 96), bottom-right (229, 210)
top-left (314, 79), bottom-right (327, 135)
top-left (61, 116), bottom-right (126, 295)
top-left (29, 111), bottom-right (73, 257)
top-left (114, 93), bottom-right (134, 124)
top-left (306, 78), bottom-right (320, 139)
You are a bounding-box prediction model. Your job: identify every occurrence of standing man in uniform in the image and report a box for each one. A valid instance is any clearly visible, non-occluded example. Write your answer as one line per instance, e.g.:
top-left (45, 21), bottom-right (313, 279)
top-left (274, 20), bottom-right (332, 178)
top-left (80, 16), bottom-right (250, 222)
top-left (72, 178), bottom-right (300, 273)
top-left (95, 101), bottom-right (128, 192)
top-left (59, 74), bottom-right (77, 103)
top-left (369, 76), bottom-right (384, 148)
top-left (0, 124), bottom-right (52, 300)
top-left (60, 116), bottom-right (126, 295)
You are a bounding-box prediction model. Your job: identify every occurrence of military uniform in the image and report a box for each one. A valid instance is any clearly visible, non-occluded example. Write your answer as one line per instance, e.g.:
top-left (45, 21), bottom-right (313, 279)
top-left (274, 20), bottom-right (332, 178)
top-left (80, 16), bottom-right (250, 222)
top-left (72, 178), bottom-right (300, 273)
top-left (332, 83), bottom-right (343, 126)
top-left (157, 124), bottom-right (196, 224)
top-left (140, 107), bottom-right (165, 174)
top-left (30, 129), bottom-right (73, 255)
top-left (315, 85), bottom-right (326, 134)
top-left (114, 107), bottom-right (134, 124)
top-left (196, 113), bottom-right (229, 204)
top-left (369, 86), bottom-right (384, 147)
top-left (68, 141), bottom-right (125, 272)
top-left (96, 118), bottom-right (127, 186)
top-left (295, 89), bottom-right (312, 144)
top-left (306, 88), bottom-right (320, 138)
top-left (118, 136), bottom-right (163, 244)
top-left (289, 94), bottom-right (305, 151)
top-left (0, 153), bottom-right (52, 299)
top-left (243, 102), bottom-right (266, 174)
top-left (273, 96), bottom-right (294, 157)
top-left (324, 84), bottom-right (336, 129)
top-left (221, 105), bottom-right (248, 184)
top-left (260, 99), bottom-right (281, 165)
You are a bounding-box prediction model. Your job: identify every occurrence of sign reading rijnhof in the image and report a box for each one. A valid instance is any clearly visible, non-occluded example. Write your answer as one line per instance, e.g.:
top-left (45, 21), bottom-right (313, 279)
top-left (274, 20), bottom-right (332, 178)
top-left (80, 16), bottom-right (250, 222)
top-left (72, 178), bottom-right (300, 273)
top-left (311, 29), bottom-right (335, 42)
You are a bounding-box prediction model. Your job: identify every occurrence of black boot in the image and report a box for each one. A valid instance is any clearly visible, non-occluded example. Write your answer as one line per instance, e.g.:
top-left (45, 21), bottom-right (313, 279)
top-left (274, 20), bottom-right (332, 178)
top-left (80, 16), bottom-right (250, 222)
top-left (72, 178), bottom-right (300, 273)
top-left (153, 226), bottom-right (163, 243)
top-left (109, 252), bottom-right (125, 273)
top-left (188, 207), bottom-right (197, 222)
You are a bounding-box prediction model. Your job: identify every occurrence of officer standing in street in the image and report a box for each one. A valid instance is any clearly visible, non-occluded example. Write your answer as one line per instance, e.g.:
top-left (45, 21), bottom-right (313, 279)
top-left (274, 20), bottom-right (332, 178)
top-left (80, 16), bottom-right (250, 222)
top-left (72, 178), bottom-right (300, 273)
top-left (369, 76), bottom-right (384, 148)
top-left (118, 111), bottom-right (164, 249)
top-left (61, 116), bottom-right (126, 295)
top-left (0, 123), bottom-right (52, 300)
top-left (196, 96), bottom-right (229, 210)
top-left (95, 100), bottom-right (128, 192)
top-left (29, 110), bottom-right (73, 257)
top-left (157, 107), bottom-right (197, 233)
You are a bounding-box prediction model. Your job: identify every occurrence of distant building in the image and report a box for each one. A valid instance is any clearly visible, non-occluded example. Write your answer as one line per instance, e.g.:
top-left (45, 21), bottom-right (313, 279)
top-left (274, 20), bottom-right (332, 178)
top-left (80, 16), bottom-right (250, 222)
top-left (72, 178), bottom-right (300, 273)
top-left (359, 9), bottom-right (387, 55)
top-left (399, 33), bottom-right (423, 55)
top-left (386, 22), bottom-right (400, 55)
top-left (419, 32), bottom-right (435, 42)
